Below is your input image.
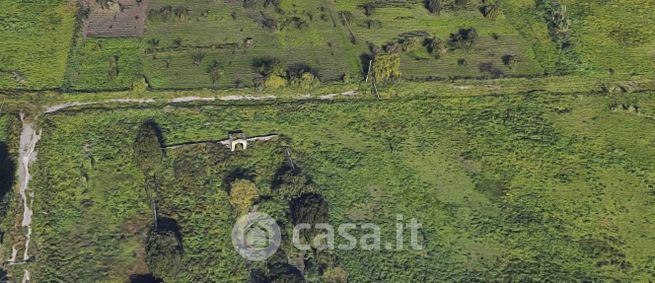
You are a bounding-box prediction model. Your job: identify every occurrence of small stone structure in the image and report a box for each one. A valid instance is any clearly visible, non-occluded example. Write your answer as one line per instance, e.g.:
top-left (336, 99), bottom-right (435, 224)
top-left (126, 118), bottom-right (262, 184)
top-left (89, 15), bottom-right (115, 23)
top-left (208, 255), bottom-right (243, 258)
top-left (227, 133), bottom-right (248, 151)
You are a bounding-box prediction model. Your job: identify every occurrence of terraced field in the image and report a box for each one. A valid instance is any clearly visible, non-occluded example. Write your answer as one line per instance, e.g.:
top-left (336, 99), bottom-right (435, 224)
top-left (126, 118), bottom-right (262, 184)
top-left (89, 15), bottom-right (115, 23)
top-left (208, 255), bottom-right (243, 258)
top-left (60, 0), bottom-right (552, 91)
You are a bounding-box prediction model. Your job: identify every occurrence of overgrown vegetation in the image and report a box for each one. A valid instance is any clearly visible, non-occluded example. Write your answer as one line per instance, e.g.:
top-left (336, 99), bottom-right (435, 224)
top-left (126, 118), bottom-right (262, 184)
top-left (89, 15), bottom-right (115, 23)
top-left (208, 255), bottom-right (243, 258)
top-left (0, 0), bottom-right (76, 89)
top-left (22, 91), bottom-right (655, 281)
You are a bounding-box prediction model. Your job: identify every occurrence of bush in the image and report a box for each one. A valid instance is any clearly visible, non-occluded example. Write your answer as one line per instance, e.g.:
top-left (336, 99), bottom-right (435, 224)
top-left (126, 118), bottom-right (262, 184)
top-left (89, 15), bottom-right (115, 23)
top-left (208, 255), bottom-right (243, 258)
top-left (322, 267), bottom-right (349, 283)
top-left (424, 37), bottom-right (448, 58)
top-left (264, 74), bottom-right (288, 89)
top-left (131, 77), bottom-right (149, 93)
top-left (229, 179), bottom-right (259, 216)
top-left (372, 53), bottom-right (401, 84)
top-left (448, 27), bottom-right (478, 49)
top-left (134, 120), bottom-right (164, 176)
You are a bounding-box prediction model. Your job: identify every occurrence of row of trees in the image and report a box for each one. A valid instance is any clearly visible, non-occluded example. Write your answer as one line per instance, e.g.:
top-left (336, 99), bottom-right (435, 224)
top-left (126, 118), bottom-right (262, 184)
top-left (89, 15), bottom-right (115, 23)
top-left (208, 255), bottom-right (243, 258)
top-left (148, 6), bottom-right (190, 22)
top-left (253, 57), bottom-right (321, 90)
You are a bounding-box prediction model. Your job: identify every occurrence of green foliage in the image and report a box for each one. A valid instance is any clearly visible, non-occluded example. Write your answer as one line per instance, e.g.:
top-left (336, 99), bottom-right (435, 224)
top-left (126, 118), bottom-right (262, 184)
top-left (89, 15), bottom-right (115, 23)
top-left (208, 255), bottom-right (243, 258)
top-left (322, 267), bottom-right (349, 283)
top-left (146, 230), bottom-right (183, 281)
top-left (28, 92), bottom-right (655, 281)
top-left (229, 179), bottom-right (258, 216)
top-left (264, 74), bottom-right (288, 90)
top-left (206, 60), bottom-right (222, 86)
top-left (290, 72), bottom-right (320, 90)
top-left (372, 53), bottom-right (401, 84)
top-left (0, 0), bottom-right (76, 89)
top-left (134, 120), bottom-right (163, 176)
top-left (538, 0), bottom-right (571, 48)
top-left (131, 77), bottom-right (150, 94)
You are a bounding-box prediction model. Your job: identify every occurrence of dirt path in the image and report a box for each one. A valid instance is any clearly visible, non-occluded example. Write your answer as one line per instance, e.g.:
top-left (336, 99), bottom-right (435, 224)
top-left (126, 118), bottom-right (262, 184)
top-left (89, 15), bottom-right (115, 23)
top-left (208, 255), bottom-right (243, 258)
top-left (43, 92), bottom-right (356, 114)
top-left (12, 114), bottom-right (41, 282)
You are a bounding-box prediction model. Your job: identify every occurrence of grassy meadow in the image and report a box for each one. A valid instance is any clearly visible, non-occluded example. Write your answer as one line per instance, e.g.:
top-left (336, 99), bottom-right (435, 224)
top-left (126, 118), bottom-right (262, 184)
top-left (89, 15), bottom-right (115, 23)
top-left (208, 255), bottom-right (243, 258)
top-left (560, 0), bottom-right (655, 75)
top-left (0, 0), bottom-right (77, 90)
top-left (18, 92), bottom-right (655, 281)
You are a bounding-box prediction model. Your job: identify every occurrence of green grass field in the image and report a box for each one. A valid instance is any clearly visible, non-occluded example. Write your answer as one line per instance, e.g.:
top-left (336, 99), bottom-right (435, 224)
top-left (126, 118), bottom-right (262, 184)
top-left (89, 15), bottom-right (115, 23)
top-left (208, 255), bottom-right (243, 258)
top-left (0, 0), bottom-right (77, 89)
top-left (11, 92), bottom-right (653, 281)
top-left (560, 0), bottom-right (655, 75)
top-left (63, 38), bottom-right (145, 91)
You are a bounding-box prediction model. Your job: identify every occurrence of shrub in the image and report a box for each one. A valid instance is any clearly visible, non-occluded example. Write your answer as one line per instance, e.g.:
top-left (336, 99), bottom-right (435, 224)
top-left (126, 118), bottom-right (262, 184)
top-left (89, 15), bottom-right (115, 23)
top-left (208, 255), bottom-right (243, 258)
top-left (206, 60), bottom-right (222, 85)
top-left (191, 50), bottom-right (205, 65)
top-left (229, 179), bottom-right (259, 216)
top-left (424, 37), bottom-right (448, 58)
top-left (425, 0), bottom-right (443, 15)
top-left (291, 72), bottom-right (320, 90)
top-left (538, 0), bottom-right (571, 48)
top-left (134, 120), bottom-right (164, 176)
top-left (372, 53), bottom-right (401, 84)
top-left (131, 77), bottom-right (149, 93)
top-left (264, 74), bottom-right (288, 89)
top-left (322, 267), bottom-right (349, 283)
top-left (448, 27), bottom-right (478, 49)
top-left (479, 0), bottom-right (500, 19)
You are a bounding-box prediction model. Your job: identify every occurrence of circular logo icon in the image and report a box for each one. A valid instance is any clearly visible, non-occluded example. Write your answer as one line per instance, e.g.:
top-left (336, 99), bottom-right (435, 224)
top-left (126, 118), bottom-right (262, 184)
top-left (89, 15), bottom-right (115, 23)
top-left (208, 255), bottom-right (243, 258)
top-left (231, 212), bottom-right (281, 261)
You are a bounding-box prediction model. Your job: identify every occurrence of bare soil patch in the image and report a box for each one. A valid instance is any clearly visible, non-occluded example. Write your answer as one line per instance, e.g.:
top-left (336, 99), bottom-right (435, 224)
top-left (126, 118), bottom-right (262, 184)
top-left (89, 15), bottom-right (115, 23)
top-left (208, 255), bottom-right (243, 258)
top-left (82, 0), bottom-right (149, 38)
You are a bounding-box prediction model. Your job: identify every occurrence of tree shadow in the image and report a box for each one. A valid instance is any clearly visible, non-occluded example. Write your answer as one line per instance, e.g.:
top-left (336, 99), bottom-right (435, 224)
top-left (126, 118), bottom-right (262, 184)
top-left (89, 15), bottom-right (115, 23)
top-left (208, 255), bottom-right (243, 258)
top-left (0, 142), bottom-right (15, 210)
top-left (155, 216), bottom-right (184, 253)
top-left (129, 274), bottom-right (163, 283)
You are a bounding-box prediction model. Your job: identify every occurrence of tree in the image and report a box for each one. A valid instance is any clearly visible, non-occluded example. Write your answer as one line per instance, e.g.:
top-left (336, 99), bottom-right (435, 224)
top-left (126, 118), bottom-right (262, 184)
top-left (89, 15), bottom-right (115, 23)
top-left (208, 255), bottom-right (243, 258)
top-left (290, 72), bottom-right (320, 90)
top-left (502, 54), bottom-right (519, 69)
top-left (448, 27), bottom-right (478, 49)
top-left (134, 120), bottom-right (164, 176)
top-left (229, 179), bottom-right (259, 216)
top-left (108, 56), bottom-right (119, 80)
top-left (480, 0), bottom-right (500, 19)
top-left (264, 74), bottom-right (287, 89)
top-left (425, 0), bottom-right (443, 15)
top-left (191, 50), bottom-right (205, 65)
top-left (206, 60), bottom-right (222, 85)
top-left (172, 38), bottom-right (182, 48)
top-left (550, 5), bottom-right (571, 44)
top-left (322, 267), bottom-right (348, 283)
top-left (146, 38), bottom-right (160, 53)
top-left (371, 53), bottom-right (401, 84)
top-left (131, 77), bottom-right (149, 93)
top-left (424, 37), bottom-right (448, 58)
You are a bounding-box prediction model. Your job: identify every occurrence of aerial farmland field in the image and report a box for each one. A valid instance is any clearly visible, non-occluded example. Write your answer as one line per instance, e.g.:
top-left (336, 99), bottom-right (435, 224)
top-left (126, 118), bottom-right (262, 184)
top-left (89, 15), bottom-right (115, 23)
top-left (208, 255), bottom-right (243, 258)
top-left (1, 0), bottom-right (655, 282)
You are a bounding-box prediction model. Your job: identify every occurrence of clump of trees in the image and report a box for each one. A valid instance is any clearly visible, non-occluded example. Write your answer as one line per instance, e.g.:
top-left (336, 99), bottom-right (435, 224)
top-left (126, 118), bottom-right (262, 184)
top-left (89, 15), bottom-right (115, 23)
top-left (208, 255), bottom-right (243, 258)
top-left (134, 120), bottom-right (164, 176)
top-left (252, 58), bottom-right (320, 90)
top-left (424, 37), bottom-right (449, 58)
top-left (425, 0), bottom-right (471, 15)
top-left (229, 179), bottom-right (259, 216)
top-left (371, 53), bottom-right (401, 85)
top-left (501, 54), bottom-right (519, 69)
top-left (479, 0), bottom-right (500, 19)
top-left (148, 6), bottom-right (190, 22)
top-left (538, 0), bottom-right (571, 47)
top-left (448, 27), bottom-right (478, 49)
